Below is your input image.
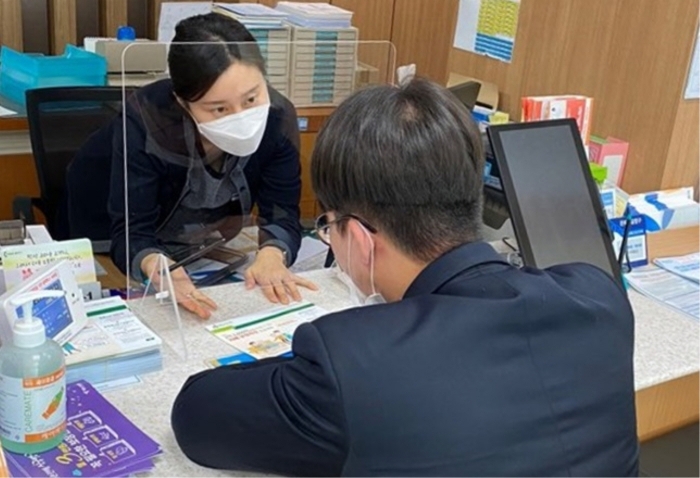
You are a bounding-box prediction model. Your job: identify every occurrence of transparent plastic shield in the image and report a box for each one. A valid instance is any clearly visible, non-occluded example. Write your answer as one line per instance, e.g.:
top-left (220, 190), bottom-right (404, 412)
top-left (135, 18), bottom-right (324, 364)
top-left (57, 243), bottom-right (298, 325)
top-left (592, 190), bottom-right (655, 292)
top-left (118, 38), bottom-right (395, 359)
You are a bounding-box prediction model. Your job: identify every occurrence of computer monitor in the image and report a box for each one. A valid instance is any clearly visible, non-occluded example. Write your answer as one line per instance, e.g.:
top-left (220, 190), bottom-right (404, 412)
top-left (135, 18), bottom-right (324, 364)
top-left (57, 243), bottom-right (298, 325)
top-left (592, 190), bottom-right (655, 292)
top-left (487, 119), bottom-right (621, 284)
top-left (448, 81), bottom-right (481, 112)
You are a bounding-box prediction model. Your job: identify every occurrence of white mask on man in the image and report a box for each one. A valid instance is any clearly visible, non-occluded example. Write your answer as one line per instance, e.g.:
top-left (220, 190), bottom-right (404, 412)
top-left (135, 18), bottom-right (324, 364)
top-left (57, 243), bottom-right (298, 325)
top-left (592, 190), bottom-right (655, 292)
top-left (333, 223), bottom-right (386, 306)
top-left (197, 103), bottom-right (270, 157)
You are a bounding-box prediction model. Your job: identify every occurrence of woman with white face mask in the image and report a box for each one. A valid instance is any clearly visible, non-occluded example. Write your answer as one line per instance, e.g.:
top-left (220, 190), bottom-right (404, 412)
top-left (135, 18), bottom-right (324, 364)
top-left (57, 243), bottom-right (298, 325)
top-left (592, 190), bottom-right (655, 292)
top-left (69, 13), bottom-right (316, 319)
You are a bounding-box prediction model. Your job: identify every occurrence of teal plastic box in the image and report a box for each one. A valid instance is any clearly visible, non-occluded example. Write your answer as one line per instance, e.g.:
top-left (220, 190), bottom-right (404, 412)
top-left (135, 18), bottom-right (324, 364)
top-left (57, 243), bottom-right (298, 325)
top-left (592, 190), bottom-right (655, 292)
top-left (0, 45), bottom-right (107, 106)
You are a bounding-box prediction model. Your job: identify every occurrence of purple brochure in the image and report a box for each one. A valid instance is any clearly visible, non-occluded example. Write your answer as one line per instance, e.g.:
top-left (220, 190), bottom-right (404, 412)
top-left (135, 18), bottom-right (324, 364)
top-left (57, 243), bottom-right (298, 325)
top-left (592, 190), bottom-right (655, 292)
top-left (6, 380), bottom-right (161, 477)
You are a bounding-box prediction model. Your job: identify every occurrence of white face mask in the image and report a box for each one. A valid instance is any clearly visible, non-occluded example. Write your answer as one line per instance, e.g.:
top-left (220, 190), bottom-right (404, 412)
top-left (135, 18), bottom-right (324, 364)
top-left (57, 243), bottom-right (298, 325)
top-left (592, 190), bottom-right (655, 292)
top-left (333, 223), bottom-right (386, 307)
top-left (197, 103), bottom-right (270, 157)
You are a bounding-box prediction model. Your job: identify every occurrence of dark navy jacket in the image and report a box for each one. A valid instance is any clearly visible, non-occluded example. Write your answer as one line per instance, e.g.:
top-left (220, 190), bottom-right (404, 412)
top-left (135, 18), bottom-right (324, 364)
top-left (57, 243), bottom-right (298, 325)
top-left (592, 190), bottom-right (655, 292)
top-left (171, 242), bottom-right (639, 477)
top-left (68, 79), bottom-right (301, 277)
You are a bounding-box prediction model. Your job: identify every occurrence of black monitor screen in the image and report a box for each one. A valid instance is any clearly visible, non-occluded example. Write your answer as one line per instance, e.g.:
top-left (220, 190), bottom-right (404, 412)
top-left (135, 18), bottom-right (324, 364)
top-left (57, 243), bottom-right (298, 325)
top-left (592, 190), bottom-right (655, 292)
top-left (487, 119), bottom-right (620, 282)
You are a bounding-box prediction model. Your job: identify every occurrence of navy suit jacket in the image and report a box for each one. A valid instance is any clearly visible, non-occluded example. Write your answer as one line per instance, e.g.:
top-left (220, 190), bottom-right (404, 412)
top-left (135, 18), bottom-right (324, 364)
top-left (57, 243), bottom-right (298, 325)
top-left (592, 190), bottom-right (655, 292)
top-left (171, 242), bottom-right (639, 476)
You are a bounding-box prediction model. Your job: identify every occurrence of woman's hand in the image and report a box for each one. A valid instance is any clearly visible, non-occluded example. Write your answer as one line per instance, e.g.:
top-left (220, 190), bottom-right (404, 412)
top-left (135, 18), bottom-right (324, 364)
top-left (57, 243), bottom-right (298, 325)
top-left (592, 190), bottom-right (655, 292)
top-left (141, 253), bottom-right (218, 320)
top-left (244, 247), bottom-right (318, 304)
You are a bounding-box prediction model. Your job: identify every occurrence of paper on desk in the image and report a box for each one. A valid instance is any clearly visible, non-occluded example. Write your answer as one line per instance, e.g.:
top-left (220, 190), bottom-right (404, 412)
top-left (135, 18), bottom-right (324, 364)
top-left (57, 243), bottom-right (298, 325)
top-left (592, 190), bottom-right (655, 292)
top-left (0, 105), bottom-right (17, 117)
top-left (653, 252), bottom-right (699, 283)
top-left (205, 301), bottom-right (328, 359)
top-left (626, 266), bottom-right (699, 320)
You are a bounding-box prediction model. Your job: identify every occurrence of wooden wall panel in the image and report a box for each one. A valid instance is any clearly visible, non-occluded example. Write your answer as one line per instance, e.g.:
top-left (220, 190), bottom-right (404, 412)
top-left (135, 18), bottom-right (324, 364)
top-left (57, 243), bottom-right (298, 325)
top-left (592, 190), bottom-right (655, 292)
top-left (331, 0), bottom-right (393, 41)
top-left (450, 0), bottom-right (699, 194)
top-left (391, 0), bottom-right (458, 85)
top-left (0, 0), bottom-right (23, 50)
top-left (662, 100), bottom-right (700, 190)
top-left (101, 0), bottom-right (128, 37)
top-left (49, 0), bottom-right (77, 53)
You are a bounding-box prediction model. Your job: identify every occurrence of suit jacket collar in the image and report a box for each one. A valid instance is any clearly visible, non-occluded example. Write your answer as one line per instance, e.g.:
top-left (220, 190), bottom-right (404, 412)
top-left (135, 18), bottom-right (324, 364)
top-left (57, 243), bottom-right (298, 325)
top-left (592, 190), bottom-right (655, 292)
top-left (404, 242), bottom-right (509, 299)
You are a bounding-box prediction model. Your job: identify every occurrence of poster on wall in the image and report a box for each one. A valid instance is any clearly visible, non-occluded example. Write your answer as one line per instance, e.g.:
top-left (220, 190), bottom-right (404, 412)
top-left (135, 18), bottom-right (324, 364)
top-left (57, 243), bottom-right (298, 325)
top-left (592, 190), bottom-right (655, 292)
top-left (684, 27), bottom-right (700, 99)
top-left (453, 0), bottom-right (521, 63)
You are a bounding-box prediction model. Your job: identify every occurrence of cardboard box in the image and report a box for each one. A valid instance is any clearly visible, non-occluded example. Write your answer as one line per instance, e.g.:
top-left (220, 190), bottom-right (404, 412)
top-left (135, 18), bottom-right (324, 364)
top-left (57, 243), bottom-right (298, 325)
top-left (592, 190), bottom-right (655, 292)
top-left (628, 187), bottom-right (700, 231)
top-left (447, 72), bottom-right (499, 110)
top-left (609, 215), bottom-right (648, 269)
top-left (589, 135), bottom-right (629, 186)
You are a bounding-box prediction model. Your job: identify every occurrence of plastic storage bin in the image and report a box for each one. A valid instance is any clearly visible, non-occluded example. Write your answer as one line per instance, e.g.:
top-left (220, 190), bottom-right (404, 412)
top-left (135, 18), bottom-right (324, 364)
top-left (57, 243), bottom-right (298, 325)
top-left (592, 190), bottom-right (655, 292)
top-left (0, 45), bottom-right (107, 106)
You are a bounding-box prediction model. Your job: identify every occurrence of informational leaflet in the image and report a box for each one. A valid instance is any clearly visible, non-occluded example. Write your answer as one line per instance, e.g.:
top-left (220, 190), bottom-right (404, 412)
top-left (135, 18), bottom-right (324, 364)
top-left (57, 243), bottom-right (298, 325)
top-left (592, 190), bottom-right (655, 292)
top-left (206, 301), bottom-right (328, 359)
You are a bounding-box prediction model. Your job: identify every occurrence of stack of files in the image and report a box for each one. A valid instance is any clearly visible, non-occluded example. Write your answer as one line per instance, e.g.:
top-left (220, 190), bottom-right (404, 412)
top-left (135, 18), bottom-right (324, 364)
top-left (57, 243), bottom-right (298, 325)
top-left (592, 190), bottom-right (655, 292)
top-left (626, 263), bottom-right (699, 320)
top-left (6, 380), bottom-right (162, 477)
top-left (654, 252), bottom-right (700, 283)
top-left (213, 3), bottom-right (292, 96)
top-left (213, 3), bottom-right (288, 28)
top-left (63, 297), bottom-right (163, 386)
top-left (275, 2), bottom-right (353, 28)
top-left (289, 26), bottom-right (358, 106)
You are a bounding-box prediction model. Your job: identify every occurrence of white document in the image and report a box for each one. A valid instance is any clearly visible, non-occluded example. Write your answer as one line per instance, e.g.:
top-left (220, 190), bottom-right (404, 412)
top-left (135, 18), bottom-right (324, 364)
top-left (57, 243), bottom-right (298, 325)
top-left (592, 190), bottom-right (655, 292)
top-left (65, 297), bottom-right (162, 365)
top-left (158, 2), bottom-right (213, 43)
top-left (0, 105), bottom-right (17, 117)
top-left (626, 266), bottom-right (699, 320)
top-left (653, 253), bottom-right (700, 283)
top-left (206, 301), bottom-right (328, 359)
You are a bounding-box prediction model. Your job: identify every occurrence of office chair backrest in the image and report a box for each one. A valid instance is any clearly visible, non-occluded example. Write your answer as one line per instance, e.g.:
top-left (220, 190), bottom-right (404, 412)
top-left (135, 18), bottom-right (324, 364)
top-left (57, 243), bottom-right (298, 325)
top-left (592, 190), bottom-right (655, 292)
top-left (25, 86), bottom-right (133, 239)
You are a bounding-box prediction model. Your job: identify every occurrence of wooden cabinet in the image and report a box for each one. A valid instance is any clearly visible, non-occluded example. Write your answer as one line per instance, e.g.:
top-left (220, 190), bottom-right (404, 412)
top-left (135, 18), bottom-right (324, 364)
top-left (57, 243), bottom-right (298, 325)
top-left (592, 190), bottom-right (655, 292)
top-left (299, 131), bottom-right (318, 221)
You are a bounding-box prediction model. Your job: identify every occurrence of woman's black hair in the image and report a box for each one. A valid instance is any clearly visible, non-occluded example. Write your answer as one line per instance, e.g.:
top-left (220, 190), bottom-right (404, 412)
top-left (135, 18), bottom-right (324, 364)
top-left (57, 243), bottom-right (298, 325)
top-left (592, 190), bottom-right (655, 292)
top-left (168, 13), bottom-right (266, 102)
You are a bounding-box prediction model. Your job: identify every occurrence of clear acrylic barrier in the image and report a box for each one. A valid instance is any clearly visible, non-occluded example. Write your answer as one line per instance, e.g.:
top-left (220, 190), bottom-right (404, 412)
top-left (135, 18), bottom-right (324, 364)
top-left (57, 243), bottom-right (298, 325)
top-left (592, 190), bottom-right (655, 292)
top-left (117, 39), bottom-right (395, 359)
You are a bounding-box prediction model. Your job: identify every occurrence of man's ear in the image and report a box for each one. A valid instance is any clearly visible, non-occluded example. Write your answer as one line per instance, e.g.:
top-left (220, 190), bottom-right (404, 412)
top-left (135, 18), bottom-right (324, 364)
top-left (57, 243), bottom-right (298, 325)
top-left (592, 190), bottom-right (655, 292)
top-left (347, 219), bottom-right (374, 267)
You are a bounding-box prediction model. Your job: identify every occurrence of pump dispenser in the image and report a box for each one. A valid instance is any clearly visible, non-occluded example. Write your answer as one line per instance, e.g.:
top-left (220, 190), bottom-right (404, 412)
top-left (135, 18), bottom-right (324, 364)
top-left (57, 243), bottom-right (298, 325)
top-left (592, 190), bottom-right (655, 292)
top-left (0, 291), bottom-right (67, 453)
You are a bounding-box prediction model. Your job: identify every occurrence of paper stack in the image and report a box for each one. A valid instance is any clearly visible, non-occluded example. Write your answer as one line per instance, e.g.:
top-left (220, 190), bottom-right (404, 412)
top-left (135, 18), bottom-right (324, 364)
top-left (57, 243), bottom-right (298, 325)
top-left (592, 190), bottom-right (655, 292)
top-left (6, 381), bottom-right (162, 477)
top-left (275, 2), bottom-right (353, 28)
top-left (213, 3), bottom-right (293, 97)
top-left (626, 264), bottom-right (699, 320)
top-left (213, 3), bottom-right (288, 28)
top-left (63, 297), bottom-right (163, 386)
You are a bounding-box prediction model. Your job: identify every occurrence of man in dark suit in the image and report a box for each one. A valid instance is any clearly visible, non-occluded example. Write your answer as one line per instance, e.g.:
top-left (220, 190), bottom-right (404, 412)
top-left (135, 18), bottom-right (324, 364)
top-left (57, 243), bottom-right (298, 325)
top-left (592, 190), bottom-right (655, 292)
top-left (171, 78), bottom-right (639, 476)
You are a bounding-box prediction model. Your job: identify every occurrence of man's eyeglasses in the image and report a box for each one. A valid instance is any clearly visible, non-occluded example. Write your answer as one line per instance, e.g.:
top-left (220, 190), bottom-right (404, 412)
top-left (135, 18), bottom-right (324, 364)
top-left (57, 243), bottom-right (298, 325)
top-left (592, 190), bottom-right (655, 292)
top-left (313, 212), bottom-right (377, 246)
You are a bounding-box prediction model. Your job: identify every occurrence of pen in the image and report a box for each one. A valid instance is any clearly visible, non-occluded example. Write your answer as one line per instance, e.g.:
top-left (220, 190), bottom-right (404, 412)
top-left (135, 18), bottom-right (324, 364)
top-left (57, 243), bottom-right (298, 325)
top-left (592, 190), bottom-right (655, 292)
top-left (618, 215), bottom-right (632, 270)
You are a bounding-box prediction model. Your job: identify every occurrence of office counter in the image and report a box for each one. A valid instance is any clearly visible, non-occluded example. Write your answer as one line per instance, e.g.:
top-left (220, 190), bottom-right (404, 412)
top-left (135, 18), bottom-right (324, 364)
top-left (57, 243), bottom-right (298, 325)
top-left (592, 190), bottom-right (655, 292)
top-left (98, 267), bottom-right (698, 477)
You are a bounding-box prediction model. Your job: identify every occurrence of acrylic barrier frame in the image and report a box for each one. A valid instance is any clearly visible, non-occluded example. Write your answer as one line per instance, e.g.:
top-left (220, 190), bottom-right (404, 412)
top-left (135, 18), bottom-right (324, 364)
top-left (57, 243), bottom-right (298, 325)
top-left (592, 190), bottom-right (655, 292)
top-left (116, 39), bottom-right (396, 359)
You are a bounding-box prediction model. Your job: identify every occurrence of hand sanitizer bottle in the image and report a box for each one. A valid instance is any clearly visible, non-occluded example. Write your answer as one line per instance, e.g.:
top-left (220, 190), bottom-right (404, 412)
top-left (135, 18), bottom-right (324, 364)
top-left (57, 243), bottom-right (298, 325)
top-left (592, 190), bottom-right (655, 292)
top-left (0, 291), bottom-right (67, 454)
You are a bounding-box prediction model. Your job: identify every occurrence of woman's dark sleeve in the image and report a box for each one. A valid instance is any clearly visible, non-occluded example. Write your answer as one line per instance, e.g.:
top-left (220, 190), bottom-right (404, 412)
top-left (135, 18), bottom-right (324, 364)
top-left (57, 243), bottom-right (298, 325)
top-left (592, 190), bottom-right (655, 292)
top-left (255, 103), bottom-right (303, 265)
top-left (108, 109), bottom-right (167, 280)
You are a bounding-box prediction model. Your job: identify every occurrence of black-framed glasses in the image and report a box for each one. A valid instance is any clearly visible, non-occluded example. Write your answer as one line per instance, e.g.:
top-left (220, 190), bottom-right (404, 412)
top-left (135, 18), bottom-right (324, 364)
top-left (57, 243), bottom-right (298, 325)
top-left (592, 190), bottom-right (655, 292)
top-left (312, 212), bottom-right (377, 246)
